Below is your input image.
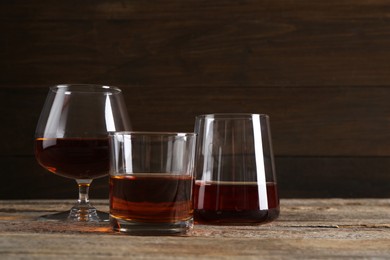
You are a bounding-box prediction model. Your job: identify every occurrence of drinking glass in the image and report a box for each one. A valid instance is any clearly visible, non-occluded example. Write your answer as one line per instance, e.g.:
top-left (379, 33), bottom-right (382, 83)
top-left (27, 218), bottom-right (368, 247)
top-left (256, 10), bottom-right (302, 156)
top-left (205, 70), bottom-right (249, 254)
top-left (109, 132), bottom-right (196, 235)
top-left (193, 113), bottom-right (279, 225)
top-left (34, 84), bottom-right (131, 222)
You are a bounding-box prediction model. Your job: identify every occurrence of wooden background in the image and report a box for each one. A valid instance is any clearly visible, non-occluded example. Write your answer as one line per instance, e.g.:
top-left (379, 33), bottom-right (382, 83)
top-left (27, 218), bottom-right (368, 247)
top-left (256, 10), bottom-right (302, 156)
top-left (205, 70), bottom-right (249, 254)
top-left (1, 0), bottom-right (390, 199)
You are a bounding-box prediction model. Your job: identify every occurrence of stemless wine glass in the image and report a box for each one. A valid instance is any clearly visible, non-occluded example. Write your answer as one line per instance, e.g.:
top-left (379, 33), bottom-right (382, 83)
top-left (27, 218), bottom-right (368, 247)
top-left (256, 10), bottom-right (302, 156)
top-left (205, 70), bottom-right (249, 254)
top-left (34, 84), bottom-right (131, 222)
top-left (193, 113), bottom-right (279, 225)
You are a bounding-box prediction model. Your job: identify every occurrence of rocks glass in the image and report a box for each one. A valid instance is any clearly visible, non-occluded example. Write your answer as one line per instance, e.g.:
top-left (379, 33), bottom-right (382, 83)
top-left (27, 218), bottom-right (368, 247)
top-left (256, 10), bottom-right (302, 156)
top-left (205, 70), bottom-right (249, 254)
top-left (109, 131), bottom-right (196, 235)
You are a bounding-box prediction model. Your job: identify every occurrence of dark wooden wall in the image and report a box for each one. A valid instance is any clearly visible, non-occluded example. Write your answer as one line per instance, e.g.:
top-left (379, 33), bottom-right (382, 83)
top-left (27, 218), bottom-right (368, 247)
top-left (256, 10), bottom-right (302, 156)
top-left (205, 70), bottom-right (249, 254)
top-left (2, 0), bottom-right (390, 199)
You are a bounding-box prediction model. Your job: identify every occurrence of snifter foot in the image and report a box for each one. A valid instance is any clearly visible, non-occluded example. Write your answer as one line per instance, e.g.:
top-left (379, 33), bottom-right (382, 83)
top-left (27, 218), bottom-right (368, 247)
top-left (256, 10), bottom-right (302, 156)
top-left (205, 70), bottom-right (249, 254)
top-left (38, 211), bottom-right (71, 221)
top-left (68, 205), bottom-right (109, 222)
top-left (38, 209), bottom-right (109, 222)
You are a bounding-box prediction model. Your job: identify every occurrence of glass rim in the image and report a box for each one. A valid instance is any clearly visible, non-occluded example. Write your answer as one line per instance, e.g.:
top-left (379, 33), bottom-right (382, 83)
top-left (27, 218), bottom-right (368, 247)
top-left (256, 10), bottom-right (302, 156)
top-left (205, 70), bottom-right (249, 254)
top-left (195, 113), bottom-right (269, 119)
top-left (50, 84), bottom-right (122, 94)
top-left (110, 131), bottom-right (196, 138)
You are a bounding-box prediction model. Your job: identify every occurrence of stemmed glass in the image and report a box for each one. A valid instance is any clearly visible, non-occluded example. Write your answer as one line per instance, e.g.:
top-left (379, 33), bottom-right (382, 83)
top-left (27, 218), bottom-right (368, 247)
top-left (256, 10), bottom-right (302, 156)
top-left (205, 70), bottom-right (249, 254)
top-left (34, 84), bottom-right (131, 222)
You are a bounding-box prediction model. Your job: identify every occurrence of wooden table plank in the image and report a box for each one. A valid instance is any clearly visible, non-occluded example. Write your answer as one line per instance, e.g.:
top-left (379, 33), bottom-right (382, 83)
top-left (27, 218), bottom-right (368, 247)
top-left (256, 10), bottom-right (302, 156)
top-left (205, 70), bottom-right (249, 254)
top-left (1, 199), bottom-right (390, 259)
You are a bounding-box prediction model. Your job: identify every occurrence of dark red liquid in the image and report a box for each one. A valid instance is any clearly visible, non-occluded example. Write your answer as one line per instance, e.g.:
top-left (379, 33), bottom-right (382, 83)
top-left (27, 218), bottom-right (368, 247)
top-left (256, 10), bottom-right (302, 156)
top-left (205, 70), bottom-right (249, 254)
top-left (35, 138), bottom-right (109, 179)
top-left (193, 181), bottom-right (279, 225)
top-left (110, 174), bottom-right (193, 223)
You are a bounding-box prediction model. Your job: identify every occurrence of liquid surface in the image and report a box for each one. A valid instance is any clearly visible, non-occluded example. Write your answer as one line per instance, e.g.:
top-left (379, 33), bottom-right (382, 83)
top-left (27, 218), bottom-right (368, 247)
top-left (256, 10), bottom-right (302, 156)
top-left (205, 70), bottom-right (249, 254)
top-left (193, 181), bottom-right (280, 224)
top-left (35, 138), bottom-right (109, 179)
top-left (110, 174), bottom-right (193, 223)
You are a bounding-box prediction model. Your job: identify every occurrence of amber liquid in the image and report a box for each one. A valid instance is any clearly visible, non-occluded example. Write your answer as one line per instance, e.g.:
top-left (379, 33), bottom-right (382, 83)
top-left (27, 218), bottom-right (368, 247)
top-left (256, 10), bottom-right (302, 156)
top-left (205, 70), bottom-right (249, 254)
top-left (35, 138), bottom-right (109, 179)
top-left (193, 181), bottom-right (280, 224)
top-left (110, 174), bottom-right (193, 223)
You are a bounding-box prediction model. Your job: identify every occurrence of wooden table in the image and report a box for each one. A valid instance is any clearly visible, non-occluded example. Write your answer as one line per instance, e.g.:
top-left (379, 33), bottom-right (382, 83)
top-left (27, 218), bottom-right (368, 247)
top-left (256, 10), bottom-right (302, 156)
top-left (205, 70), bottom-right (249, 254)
top-left (1, 199), bottom-right (390, 259)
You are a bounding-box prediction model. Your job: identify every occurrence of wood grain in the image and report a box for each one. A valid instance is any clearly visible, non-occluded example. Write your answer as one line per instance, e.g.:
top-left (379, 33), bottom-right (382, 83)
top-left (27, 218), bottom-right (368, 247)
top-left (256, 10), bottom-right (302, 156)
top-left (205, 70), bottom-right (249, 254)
top-left (2, 156), bottom-right (390, 199)
top-left (1, 199), bottom-right (390, 259)
top-left (1, 1), bottom-right (390, 87)
top-left (2, 1), bottom-right (390, 198)
top-left (3, 86), bottom-right (390, 157)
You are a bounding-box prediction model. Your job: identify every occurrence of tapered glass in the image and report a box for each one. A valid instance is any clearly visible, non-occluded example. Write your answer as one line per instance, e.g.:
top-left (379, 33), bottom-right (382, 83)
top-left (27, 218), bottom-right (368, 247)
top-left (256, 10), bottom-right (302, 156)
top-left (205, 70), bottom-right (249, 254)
top-left (193, 113), bottom-right (279, 225)
top-left (34, 84), bottom-right (131, 222)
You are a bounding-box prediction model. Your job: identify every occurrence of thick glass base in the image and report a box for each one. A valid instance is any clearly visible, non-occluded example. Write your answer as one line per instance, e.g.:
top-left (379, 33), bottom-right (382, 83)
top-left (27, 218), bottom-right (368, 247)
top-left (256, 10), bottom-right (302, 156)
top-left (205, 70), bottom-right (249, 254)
top-left (194, 208), bottom-right (280, 225)
top-left (110, 216), bottom-right (193, 235)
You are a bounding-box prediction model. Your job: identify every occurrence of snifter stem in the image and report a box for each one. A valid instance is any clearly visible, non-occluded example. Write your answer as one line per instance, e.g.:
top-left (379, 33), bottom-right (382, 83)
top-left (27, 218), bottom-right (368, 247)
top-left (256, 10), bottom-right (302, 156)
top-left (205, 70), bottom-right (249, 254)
top-left (77, 179), bottom-right (91, 204)
top-left (67, 179), bottom-right (101, 222)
